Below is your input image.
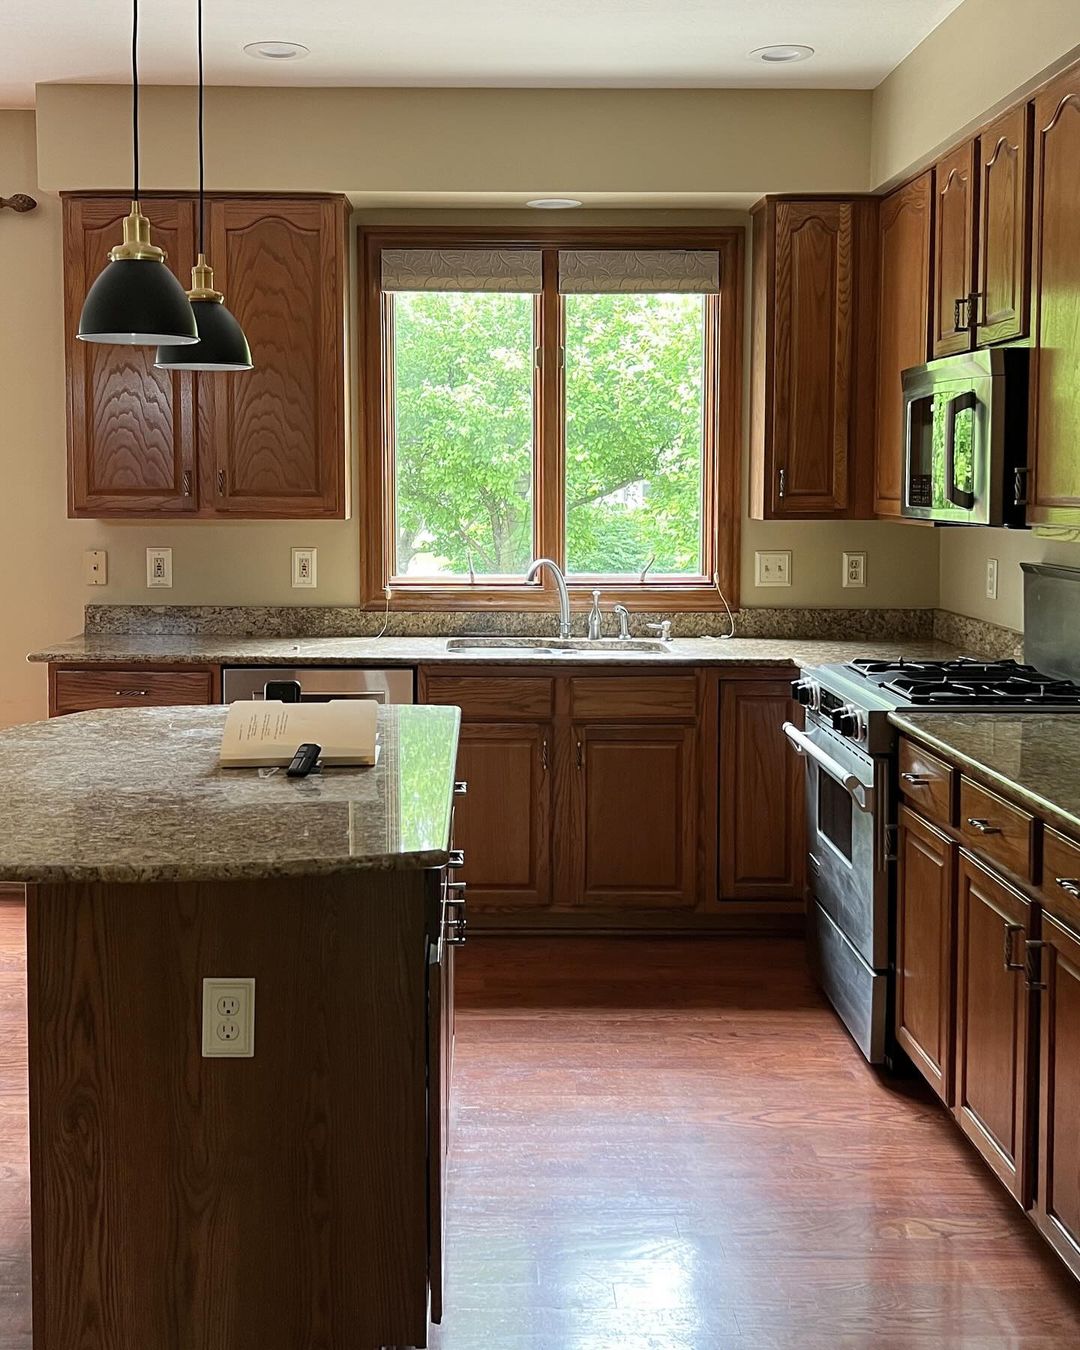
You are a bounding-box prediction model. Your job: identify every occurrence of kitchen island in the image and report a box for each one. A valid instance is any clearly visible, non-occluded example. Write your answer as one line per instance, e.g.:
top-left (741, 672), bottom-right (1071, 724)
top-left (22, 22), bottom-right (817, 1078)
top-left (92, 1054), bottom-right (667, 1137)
top-left (0, 703), bottom-right (462, 1350)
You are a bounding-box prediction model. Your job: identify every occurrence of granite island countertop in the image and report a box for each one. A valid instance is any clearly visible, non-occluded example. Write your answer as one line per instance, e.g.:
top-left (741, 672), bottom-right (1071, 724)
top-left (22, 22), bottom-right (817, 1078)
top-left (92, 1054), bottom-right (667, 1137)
top-left (0, 703), bottom-right (461, 884)
top-left (27, 632), bottom-right (968, 670)
top-left (889, 711), bottom-right (1080, 838)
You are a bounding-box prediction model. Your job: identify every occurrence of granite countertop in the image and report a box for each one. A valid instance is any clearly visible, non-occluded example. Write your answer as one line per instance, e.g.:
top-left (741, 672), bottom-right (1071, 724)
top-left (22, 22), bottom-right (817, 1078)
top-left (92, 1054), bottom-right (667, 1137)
top-left (890, 711), bottom-right (1080, 838)
top-left (28, 633), bottom-right (966, 670)
top-left (0, 704), bottom-right (461, 884)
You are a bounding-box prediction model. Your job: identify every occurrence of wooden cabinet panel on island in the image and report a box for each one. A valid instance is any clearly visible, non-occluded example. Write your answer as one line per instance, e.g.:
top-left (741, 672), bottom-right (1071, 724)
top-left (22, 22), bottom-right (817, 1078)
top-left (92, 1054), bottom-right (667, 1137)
top-left (64, 198), bottom-right (198, 515)
top-left (954, 853), bottom-right (1035, 1203)
top-left (1028, 65), bottom-right (1080, 525)
top-left (895, 806), bottom-right (956, 1105)
top-left (62, 193), bottom-right (349, 520)
top-left (749, 196), bottom-right (877, 520)
top-left (874, 173), bottom-right (933, 516)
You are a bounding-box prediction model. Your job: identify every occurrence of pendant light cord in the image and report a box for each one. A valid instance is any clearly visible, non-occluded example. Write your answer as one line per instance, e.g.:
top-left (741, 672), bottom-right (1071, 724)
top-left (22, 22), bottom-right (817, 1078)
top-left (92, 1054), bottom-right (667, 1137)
top-left (197, 0), bottom-right (205, 254)
top-left (131, 0), bottom-right (140, 197)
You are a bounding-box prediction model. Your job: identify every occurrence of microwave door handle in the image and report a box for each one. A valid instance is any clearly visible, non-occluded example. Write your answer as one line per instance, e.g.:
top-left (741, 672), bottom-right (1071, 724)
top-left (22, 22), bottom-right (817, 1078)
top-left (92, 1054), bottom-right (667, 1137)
top-left (781, 722), bottom-right (875, 814)
top-left (944, 390), bottom-right (977, 511)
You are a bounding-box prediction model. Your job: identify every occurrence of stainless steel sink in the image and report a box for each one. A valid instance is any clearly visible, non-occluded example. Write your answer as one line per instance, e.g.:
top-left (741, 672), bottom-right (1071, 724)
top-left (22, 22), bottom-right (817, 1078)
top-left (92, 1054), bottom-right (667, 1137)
top-left (445, 636), bottom-right (670, 654)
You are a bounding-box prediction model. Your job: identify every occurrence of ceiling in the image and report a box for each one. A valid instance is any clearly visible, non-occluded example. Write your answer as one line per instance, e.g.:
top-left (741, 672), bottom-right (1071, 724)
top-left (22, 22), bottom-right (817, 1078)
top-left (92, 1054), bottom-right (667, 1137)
top-left (3, 0), bottom-right (966, 109)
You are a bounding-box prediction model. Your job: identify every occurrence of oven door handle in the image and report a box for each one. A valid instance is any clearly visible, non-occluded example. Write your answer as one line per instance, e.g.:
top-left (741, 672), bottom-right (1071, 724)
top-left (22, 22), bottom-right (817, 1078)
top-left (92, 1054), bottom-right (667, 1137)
top-left (781, 722), bottom-right (875, 815)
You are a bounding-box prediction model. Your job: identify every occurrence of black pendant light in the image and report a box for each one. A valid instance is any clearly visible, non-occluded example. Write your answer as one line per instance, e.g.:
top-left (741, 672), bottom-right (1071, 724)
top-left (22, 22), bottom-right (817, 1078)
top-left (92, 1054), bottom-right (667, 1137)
top-left (156, 0), bottom-right (252, 371)
top-left (77, 0), bottom-right (199, 346)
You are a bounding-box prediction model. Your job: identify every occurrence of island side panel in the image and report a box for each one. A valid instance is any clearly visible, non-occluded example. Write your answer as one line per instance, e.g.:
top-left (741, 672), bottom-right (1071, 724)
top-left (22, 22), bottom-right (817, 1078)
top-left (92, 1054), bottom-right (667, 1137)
top-left (26, 870), bottom-right (432, 1350)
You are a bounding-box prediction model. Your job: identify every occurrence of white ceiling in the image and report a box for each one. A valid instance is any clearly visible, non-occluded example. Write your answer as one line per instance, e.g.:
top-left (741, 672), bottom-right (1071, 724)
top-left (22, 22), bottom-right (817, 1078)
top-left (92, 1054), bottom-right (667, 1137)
top-left (3, 0), bottom-right (965, 109)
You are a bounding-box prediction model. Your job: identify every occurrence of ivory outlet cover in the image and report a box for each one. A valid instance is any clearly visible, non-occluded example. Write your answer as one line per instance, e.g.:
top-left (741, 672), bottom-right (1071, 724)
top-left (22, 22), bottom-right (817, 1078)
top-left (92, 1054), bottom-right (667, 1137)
top-left (292, 547), bottom-right (317, 588)
top-left (755, 550), bottom-right (792, 587)
top-left (146, 547), bottom-right (173, 588)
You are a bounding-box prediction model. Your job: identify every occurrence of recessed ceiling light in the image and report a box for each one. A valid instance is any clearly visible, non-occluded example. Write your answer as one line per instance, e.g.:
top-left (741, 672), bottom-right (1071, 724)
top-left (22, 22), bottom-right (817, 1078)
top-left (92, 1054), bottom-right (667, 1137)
top-left (750, 44), bottom-right (815, 64)
top-left (526, 198), bottom-right (583, 210)
top-left (243, 40), bottom-right (310, 61)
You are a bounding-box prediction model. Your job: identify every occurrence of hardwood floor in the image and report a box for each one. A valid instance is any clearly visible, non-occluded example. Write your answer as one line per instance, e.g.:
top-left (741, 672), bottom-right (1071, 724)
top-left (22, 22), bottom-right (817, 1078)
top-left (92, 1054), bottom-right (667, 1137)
top-left (0, 907), bottom-right (1078, 1347)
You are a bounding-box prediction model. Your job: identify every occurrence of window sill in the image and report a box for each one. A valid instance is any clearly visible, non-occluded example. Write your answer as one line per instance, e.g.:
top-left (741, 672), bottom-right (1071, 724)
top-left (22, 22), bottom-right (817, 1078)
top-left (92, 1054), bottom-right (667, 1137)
top-left (364, 581), bottom-right (738, 613)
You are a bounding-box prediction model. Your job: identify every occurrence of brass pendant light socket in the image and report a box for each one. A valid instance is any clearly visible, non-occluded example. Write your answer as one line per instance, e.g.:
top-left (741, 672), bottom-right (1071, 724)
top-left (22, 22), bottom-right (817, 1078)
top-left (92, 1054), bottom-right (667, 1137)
top-left (108, 200), bottom-right (168, 262)
top-left (187, 253), bottom-right (225, 303)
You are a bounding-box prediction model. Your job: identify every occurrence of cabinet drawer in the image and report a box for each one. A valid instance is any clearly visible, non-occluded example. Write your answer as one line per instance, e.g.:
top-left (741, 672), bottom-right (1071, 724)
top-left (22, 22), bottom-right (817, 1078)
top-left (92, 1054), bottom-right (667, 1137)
top-left (569, 676), bottom-right (697, 720)
top-left (899, 737), bottom-right (955, 825)
top-left (52, 667), bottom-right (214, 715)
top-left (1040, 827), bottom-right (1080, 927)
top-left (422, 676), bottom-right (553, 721)
top-left (959, 778), bottom-right (1035, 880)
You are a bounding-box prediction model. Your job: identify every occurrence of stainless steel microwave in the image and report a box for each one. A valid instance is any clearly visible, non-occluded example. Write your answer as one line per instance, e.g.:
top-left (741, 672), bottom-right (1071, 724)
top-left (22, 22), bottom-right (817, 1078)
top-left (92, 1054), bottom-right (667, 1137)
top-left (900, 348), bottom-right (1029, 526)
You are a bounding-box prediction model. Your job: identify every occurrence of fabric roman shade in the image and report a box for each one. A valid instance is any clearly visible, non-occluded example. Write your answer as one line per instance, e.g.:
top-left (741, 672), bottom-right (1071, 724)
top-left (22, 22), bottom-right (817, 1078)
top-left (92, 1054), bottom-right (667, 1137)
top-left (381, 248), bottom-right (543, 293)
top-left (558, 249), bottom-right (721, 294)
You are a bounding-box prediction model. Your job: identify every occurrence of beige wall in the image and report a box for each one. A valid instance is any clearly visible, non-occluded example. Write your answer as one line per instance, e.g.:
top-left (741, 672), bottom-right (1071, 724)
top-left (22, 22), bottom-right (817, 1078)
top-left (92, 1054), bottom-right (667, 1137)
top-left (871, 0), bottom-right (1080, 187)
top-left (938, 529), bottom-right (1080, 632)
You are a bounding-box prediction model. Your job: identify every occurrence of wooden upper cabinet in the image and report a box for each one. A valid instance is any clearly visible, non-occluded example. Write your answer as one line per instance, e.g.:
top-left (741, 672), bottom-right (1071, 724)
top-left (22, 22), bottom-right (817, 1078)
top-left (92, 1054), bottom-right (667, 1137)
top-left (874, 173), bottom-right (933, 516)
top-left (932, 140), bottom-right (978, 356)
top-left (201, 198), bottom-right (348, 517)
top-left (976, 104), bottom-right (1033, 346)
top-left (750, 196), bottom-right (877, 520)
top-left (64, 198), bottom-right (198, 516)
top-left (1028, 65), bottom-right (1080, 525)
top-left (63, 194), bottom-right (348, 519)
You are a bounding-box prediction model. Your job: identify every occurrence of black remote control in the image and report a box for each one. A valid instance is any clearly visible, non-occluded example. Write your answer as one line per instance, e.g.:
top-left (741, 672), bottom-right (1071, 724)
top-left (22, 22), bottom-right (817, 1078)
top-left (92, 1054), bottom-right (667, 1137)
top-left (286, 743), bottom-right (322, 777)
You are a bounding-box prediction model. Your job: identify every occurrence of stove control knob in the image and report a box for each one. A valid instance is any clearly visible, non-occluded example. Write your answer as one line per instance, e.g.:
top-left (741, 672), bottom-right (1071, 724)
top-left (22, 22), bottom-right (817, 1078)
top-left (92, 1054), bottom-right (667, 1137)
top-left (831, 705), bottom-right (862, 739)
top-left (790, 679), bottom-right (816, 707)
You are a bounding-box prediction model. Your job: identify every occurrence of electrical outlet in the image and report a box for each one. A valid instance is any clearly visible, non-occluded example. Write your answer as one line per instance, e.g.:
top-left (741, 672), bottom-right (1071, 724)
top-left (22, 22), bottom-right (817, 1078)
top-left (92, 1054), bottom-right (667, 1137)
top-left (986, 557), bottom-right (999, 601)
top-left (84, 549), bottom-right (108, 586)
top-left (842, 551), bottom-right (867, 588)
top-left (146, 547), bottom-right (173, 589)
top-left (202, 978), bottom-right (255, 1058)
top-left (291, 547), bottom-right (317, 588)
top-left (755, 550), bottom-right (792, 588)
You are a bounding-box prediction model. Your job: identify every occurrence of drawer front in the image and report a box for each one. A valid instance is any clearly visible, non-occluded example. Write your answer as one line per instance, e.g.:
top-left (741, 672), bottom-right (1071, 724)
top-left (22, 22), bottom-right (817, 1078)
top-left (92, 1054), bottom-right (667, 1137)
top-left (569, 676), bottom-right (698, 720)
top-left (959, 777), bottom-right (1035, 880)
top-left (52, 668), bottom-right (214, 715)
top-left (422, 675), bottom-right (553, 721)
top-left (1041, 827), bottom-right (1080, 928)
top-left (899, 737), bottom-right (955, 825)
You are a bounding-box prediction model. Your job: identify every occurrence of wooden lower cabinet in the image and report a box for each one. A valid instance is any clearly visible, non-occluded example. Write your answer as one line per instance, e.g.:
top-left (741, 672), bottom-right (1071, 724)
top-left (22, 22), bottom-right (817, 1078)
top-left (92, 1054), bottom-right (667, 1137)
top-left (895, 807), bottom-right (956, 1105)
top-left (49, 664), bottom-right (218, 716)
top-left (954, 852), bottom-right (1035, 1202)
top-left (718, 679), bottom-right (802, 900)
top-left (450, 721), bottom-right (553, 912)
top-left (1033, 911), bottom-right (1080, 1277)
top-left (573, 722), bottom-right (698, 909)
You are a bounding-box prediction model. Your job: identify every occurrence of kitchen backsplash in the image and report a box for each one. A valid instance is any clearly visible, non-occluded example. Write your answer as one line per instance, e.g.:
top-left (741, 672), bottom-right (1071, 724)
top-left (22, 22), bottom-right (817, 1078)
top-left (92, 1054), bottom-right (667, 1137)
top-left (81, 604), bottom-right (1016, 656)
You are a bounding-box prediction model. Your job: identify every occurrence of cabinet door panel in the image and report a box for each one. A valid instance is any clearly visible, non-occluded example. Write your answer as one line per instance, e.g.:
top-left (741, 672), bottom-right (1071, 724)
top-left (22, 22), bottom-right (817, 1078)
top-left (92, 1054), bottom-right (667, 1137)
top-left (875, 174), bottom-right (932, 515)
top-left (977, 104), bottom-right (1033, 346)
top-left (575, 724), bottom-right (697, 908)
top-left (954, 854), bottom-right (1034, 1202)
top-left (719, 681), bottom-right (802, 900)
top-left (1029, 69), bottom-right (1080, 523)
top-left (64, 198), bottom-right (197, 515)
top-left (1035, 913), bottom-right (1080, 1278)
top-left (204, 199), bottom-right (346, 517)
top-left (895, 807), bottom-right (955, 1105)
top-left (932, 141), bottom-right (977, 357)
top-left (450, 723), bottom-right (552, 911)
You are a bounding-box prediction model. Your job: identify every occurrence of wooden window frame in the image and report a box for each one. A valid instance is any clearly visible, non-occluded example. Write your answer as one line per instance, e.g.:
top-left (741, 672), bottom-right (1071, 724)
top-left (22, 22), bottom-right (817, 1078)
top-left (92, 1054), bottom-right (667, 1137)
top-left (359, 225), bottom-right (744, 612)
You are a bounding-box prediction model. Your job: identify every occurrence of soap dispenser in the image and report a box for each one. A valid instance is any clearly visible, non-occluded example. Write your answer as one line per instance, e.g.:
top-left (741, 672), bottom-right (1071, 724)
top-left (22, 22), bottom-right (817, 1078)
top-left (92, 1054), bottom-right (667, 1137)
top-left (587, 589), bottom-right (603, 641)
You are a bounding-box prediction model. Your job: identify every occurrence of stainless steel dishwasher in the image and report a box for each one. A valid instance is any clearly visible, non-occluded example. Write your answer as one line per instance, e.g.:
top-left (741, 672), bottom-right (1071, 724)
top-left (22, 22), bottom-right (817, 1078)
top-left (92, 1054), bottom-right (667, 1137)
top-left (221, 667), bottom-right (415, 704)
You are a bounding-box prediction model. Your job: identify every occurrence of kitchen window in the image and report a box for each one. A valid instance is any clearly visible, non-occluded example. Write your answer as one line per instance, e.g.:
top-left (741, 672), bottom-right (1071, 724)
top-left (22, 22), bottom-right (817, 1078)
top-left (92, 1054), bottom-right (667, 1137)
top-left (360, 228), bottom-right (743, 610)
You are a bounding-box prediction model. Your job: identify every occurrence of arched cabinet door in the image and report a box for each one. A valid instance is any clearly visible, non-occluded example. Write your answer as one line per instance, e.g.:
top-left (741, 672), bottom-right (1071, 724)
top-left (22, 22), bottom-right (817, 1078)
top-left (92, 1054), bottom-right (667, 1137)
top-left (932, 140), bottom-right (977, 358)
top-left (976, 103), bottom-right (1033, 348)
top-left (64, 197), bottom-right (198, 516)
top-left (200, 197), bottom-right (348, 518)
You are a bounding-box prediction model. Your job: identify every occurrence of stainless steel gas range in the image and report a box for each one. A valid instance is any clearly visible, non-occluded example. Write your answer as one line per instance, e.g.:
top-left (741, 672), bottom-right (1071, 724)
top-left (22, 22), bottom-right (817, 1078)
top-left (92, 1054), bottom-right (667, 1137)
top-left (784, 652), bottom-right (1080, 1064)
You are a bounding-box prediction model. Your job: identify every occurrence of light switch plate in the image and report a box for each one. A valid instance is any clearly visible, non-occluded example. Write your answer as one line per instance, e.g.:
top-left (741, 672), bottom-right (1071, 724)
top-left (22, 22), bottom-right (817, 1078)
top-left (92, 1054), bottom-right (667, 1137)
top-left (986, 557), bottom-right (999, 600)
top-left (146, 547), bottom-right (173, 589)
top-left (842, 551), bottom-right (867, 588)
top-left (755, 550), bottom-right (792, 588)
top-left (201, 977), bottom-right (255, 1058)
top-left (84, 549), bottom-right (107, 586)
top-left (291, 547), bottom-right (317, 588)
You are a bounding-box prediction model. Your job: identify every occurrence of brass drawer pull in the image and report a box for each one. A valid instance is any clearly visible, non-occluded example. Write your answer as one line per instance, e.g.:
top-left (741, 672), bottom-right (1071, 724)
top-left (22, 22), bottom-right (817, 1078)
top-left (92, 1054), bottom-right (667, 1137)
top-left (966, 817), bottom-right (1002, 835)
top-left (115, 688), bottom-right (150, 697)
top-left (1025, 939), bottom-right (1047, 992)
top-left (445, 917), bottom-right (467, 946)
top-left (1056, 876), bottom-right (1080, 899)
top-left (901, 772), bottom-right (931, 785)
top-left (1004, 922), bottom-right (1026, 972)
top-left (448, 848), bottom-right (465, 869)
